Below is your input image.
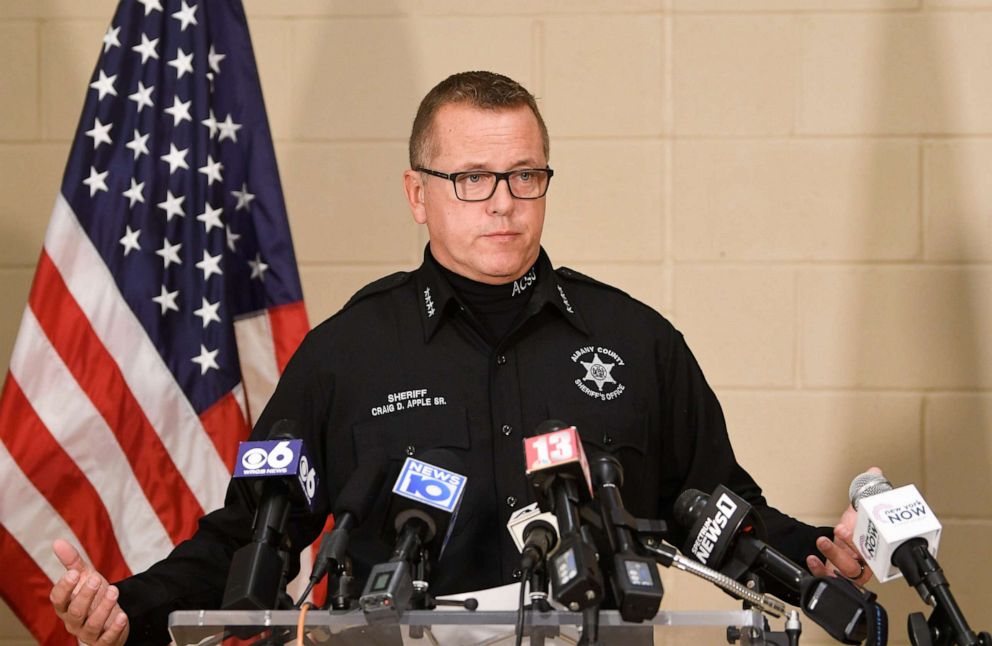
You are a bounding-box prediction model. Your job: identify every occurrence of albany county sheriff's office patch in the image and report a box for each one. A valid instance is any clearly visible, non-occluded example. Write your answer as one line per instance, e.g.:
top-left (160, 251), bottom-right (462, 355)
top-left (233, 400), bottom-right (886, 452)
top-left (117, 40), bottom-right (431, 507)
top-left (570, 345), bottom-right (626, 401)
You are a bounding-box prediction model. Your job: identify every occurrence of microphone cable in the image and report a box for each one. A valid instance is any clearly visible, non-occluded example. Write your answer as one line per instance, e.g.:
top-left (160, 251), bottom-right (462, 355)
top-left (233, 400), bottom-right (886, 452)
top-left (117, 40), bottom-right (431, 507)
top-left (515, 563), bottom-right (533, 646)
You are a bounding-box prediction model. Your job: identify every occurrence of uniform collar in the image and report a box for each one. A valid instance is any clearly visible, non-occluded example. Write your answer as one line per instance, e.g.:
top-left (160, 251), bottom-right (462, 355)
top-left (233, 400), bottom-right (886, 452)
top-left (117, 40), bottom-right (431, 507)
top-left (415, 246), bottom-right (589, 342)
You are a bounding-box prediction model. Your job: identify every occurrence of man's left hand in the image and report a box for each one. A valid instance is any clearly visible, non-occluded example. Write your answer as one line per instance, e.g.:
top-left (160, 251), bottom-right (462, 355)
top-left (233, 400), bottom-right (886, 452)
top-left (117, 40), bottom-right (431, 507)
top-left (806, 466), bottom-right (882, 586)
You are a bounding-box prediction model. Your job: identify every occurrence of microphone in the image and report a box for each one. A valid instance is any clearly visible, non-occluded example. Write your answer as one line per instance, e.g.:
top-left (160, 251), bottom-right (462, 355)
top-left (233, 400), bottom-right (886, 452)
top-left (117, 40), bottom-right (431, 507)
top-left (359, 450), bottom-right (467, 622)
top-left (850, 472), bottom-right (986, 646)
top-left (305, 461), bottom-right (387, 608)
top-left (507, 502), bottom-right (559, 622)
top-left (675, 486), bottom-right (806, 595)
top-left (223, 419), bottom-right (319, 610)
top-left (848, 472), bottom-right (942, 587)
top-left (589, 452), bottom-right (663, 622)
top-left (507, 501), bottom-right (559, 572)
top-left (676, 486), bottom-right (887, 645)
top-left (523, 421), bottom-right (603, 611)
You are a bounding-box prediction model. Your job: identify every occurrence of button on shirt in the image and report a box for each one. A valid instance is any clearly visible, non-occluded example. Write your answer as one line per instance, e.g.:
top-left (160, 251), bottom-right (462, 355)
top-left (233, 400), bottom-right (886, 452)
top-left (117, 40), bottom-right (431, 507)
top-left (117, 247), bottom-right (830, 643)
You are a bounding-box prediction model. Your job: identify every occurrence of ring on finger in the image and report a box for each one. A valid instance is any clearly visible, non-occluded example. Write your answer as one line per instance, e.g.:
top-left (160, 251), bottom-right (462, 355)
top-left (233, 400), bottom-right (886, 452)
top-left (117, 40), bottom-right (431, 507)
top-left (848, 559), bottom-right (866, 581)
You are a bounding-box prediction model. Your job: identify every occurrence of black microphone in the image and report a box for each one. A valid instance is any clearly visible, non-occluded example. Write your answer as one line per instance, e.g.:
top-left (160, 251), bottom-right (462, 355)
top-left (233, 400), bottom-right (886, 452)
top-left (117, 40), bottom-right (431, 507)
top-left (223, 419), bottom-right (319, 610)
top-left (589, 453), bottom-right (663, 622)
top-left (359, 449), bottom-right (467, 622)
top-left (675, 486), bottom-right (806, 595)
top-left (507, 502), bottom-right (560, 572)
top-left (523, 421), bottom-right (603, 611)
top-left (507, 502), bottom-right (559, 635)
top-left (305, 461), bottom-right (387, 608)
top-left (676, 486), bottom-right (889, 645)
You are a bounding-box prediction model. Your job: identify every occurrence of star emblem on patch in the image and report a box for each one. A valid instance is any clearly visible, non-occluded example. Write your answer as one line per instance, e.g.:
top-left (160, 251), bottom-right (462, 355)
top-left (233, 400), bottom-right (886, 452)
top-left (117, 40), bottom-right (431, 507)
top-left (580, 353), bottom-right (617, 391)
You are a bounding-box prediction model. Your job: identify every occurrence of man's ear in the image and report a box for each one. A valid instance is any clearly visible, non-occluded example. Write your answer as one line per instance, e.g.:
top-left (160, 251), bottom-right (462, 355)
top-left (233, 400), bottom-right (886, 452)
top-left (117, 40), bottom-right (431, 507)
top-left (403, 170), bottom-right (428, 224)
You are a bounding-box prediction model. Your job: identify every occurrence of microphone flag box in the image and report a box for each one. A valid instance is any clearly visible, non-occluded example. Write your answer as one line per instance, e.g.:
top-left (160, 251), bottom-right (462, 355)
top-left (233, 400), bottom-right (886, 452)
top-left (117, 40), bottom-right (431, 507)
top-left (685, 485), bottom-right (752, 569)
top-left (524, 426), bottom-right (593, 500)
top-left (393, 457), bottom-right (467, 514)
top-left (393, 457), bottom-right (467, 558)
top-left (507, 501), bottom-right (559, 553)
top-left (233, 439), bottom-right (318, 511)
top-left (853, 483), bottom-right (941, 582)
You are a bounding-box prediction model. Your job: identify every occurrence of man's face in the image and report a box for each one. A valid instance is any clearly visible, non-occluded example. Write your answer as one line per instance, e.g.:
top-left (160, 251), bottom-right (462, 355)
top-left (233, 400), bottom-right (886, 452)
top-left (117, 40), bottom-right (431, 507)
top-left (403, 102), bottom-right (547, 284)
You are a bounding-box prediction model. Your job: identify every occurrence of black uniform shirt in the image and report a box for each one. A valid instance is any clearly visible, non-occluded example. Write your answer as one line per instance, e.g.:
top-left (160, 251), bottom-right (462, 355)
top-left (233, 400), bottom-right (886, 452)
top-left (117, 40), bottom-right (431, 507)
top-left (118, 246), bottom-right (830, 643)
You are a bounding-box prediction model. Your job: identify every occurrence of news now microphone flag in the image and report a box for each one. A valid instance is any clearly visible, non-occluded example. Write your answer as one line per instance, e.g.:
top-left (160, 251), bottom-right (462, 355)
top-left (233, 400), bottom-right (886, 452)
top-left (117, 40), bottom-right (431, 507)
top-left (0, 0), bottom-right (309, 641)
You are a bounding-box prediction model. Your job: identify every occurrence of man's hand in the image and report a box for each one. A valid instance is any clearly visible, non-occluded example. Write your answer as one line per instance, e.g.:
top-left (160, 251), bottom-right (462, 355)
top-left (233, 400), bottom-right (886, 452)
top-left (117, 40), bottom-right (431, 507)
top-left (806, 466), bottom-right (882, 586)
top-left (49, 539), bottom-right (129, 645)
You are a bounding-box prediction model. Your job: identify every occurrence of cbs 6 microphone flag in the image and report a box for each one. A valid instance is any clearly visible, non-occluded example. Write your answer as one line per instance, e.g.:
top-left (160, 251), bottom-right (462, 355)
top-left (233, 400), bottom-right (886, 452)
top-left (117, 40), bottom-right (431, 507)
top-left (0, 0), bottom-right (308, 642)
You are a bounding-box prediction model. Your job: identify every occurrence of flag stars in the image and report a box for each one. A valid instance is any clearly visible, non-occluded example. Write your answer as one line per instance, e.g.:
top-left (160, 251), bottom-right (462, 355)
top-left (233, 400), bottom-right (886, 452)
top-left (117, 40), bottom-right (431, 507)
top-left (90, 70), bottom-right (117, 100)
top-left (192, 344), bottom-right (219, 375)
top-left (151, 285), bottom-right (179, 315)
top-left (82, 166), bottom-right (109, 197)
top-left (196, 250), bottom-right (223, 280)
top-left (217, 114), bottom-right (242, 143)
top-left (122, 178), bottom-right (145, 207)
top-left (132, 33), bottom-right (159, 64)
top-left (164, 95), bottom-right (192, 126)
top-left (160, 144), bottom-right (189, 175)
top-left (172, 1), bottom-right (198, 31)
top-left (86, 118), bottom-right (113, 149)
top-left (208, 44), bottom-right (225, 74)
top-left (128, 81), bottom-right (154, 112)
top-left (102, 25), bottom-right (121, 53)
top-left (155, 238), bottom-right (183, 268)
top-left (197, 203), bottom-right (223, 232)
top-left (168, 48), bottom-right (194, 79)
top-left (119, 226), bottom-right (141, 256)
top-left (198, 155), bottom-right (223, 185)
top-left (193, 297), bottom-right (221, 328)
top-left (126, 129), bottom-right (150, 160)
top-left (157, 190), bottom-right (186, 221)
top-left (225, 225), bottom-right (241, 252)
top-left (201, 110), bottom-right (219, 138)
top-left (137, 0), bottom-right (164, 16)
top-left (231, 183), bottom-right (255, 211)
top-left (248, 253), bottom-right (268, 281)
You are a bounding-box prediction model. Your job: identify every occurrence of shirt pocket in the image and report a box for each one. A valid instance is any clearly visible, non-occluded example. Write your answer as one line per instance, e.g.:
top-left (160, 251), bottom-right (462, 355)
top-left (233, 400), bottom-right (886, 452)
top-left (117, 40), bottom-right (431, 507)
top-left (351, 406), bottom-right (476, 542)
top-left (352, 405), bottom-right (472, 463)
top-left (546, 400), bottom-right (651, 514)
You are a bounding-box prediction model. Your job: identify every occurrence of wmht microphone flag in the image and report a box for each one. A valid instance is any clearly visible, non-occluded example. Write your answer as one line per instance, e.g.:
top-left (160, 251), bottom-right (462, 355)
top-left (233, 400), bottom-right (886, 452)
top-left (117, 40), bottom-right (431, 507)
top-left (0, 1), bottom-right (308, 642)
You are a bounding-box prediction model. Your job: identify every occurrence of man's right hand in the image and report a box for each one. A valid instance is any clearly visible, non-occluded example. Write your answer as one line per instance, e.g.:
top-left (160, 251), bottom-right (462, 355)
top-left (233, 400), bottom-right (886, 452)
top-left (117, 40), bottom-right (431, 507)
top-left (49, 539), bottom-right (129, 645)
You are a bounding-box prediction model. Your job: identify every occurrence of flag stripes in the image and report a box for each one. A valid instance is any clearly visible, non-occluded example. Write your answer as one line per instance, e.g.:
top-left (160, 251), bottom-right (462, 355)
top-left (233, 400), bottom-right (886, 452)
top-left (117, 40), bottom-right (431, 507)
top-left (0, 376), bottom-right (134, 583)
top-left (28, 251), bottom-right (204, 546)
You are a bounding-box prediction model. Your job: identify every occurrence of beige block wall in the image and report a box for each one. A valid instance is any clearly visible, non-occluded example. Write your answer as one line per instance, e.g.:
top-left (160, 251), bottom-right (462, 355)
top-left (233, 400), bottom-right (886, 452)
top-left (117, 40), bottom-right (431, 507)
top-left (2, 1), bottom-right (990, 643)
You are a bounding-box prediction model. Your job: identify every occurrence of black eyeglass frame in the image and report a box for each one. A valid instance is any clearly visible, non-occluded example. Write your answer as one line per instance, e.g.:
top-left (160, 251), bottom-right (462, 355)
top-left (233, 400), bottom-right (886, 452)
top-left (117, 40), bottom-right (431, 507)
top-left (415, 166), bottom-right (554, 202)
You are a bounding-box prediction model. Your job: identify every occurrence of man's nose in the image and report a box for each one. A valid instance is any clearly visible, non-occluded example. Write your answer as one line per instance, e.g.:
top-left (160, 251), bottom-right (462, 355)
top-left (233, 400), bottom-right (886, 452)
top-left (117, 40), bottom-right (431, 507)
top-left (487, 176), bottom-right (515, 214)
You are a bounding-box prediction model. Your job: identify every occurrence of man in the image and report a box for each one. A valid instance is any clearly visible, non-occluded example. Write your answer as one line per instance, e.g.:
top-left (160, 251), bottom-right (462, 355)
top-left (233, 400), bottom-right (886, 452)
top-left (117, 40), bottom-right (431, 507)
top-left (50, 71), bottom-right (871, 645)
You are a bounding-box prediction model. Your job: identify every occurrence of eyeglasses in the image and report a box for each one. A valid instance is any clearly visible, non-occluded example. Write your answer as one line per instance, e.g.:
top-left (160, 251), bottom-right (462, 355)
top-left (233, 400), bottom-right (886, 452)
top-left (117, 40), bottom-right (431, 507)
top-left (415, 167), bottom-right (554, 202)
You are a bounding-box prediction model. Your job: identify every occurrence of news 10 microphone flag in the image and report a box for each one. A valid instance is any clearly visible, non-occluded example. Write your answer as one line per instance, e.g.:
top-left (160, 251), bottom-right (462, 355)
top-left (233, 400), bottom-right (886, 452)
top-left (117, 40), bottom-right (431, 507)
top-left (0, 0), bottom-right (310, 642)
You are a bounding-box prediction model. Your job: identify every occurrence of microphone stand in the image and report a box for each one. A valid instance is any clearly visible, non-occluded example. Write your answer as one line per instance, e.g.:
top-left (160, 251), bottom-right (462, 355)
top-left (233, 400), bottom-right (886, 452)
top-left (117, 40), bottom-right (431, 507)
top-left (577, 605), bottom-right (602, 646)
top-left (635, 534), bottom-right (803, 645)
top-left (730, 572), bottom-right (803, 646)
top-left (529, 567), bottom-right (552, 612)
top-left (894, 540), bottom-right (990, 646)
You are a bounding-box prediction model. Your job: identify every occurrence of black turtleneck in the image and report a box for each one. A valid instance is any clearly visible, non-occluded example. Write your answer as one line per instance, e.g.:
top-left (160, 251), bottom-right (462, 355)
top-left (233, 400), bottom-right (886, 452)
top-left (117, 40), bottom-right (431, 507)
top-left (431, 251), bottom-right (539, 344)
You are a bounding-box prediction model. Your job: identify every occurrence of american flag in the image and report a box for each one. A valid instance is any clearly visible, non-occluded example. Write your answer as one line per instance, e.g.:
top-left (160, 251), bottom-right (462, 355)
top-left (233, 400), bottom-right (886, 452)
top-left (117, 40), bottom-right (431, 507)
top-left (0, 0), bottom-right (309, 642)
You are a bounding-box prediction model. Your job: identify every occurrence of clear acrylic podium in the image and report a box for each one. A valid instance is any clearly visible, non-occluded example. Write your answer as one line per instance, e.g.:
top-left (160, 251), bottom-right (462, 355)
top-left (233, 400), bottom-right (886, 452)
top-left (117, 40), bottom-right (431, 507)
top-left (169, 608), bottom-right (769, 645)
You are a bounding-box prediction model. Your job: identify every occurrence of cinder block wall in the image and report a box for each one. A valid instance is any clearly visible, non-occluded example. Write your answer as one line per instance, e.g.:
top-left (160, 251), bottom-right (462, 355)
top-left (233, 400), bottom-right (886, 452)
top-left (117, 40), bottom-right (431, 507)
top-left (2, 1), bottom-right (989, 643)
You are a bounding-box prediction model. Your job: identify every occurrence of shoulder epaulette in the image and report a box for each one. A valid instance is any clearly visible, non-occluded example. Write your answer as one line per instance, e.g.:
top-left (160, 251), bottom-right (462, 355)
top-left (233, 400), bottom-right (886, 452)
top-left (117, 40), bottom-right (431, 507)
top-left (556, 266), bottom-right (629, 298)
top-left (342, 271), bottom-right (412, 310)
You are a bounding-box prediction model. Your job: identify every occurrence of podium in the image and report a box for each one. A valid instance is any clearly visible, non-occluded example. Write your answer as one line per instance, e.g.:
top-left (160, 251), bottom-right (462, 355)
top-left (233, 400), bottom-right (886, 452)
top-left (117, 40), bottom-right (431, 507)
top-left (169, 608), bottom-right (769, 645)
